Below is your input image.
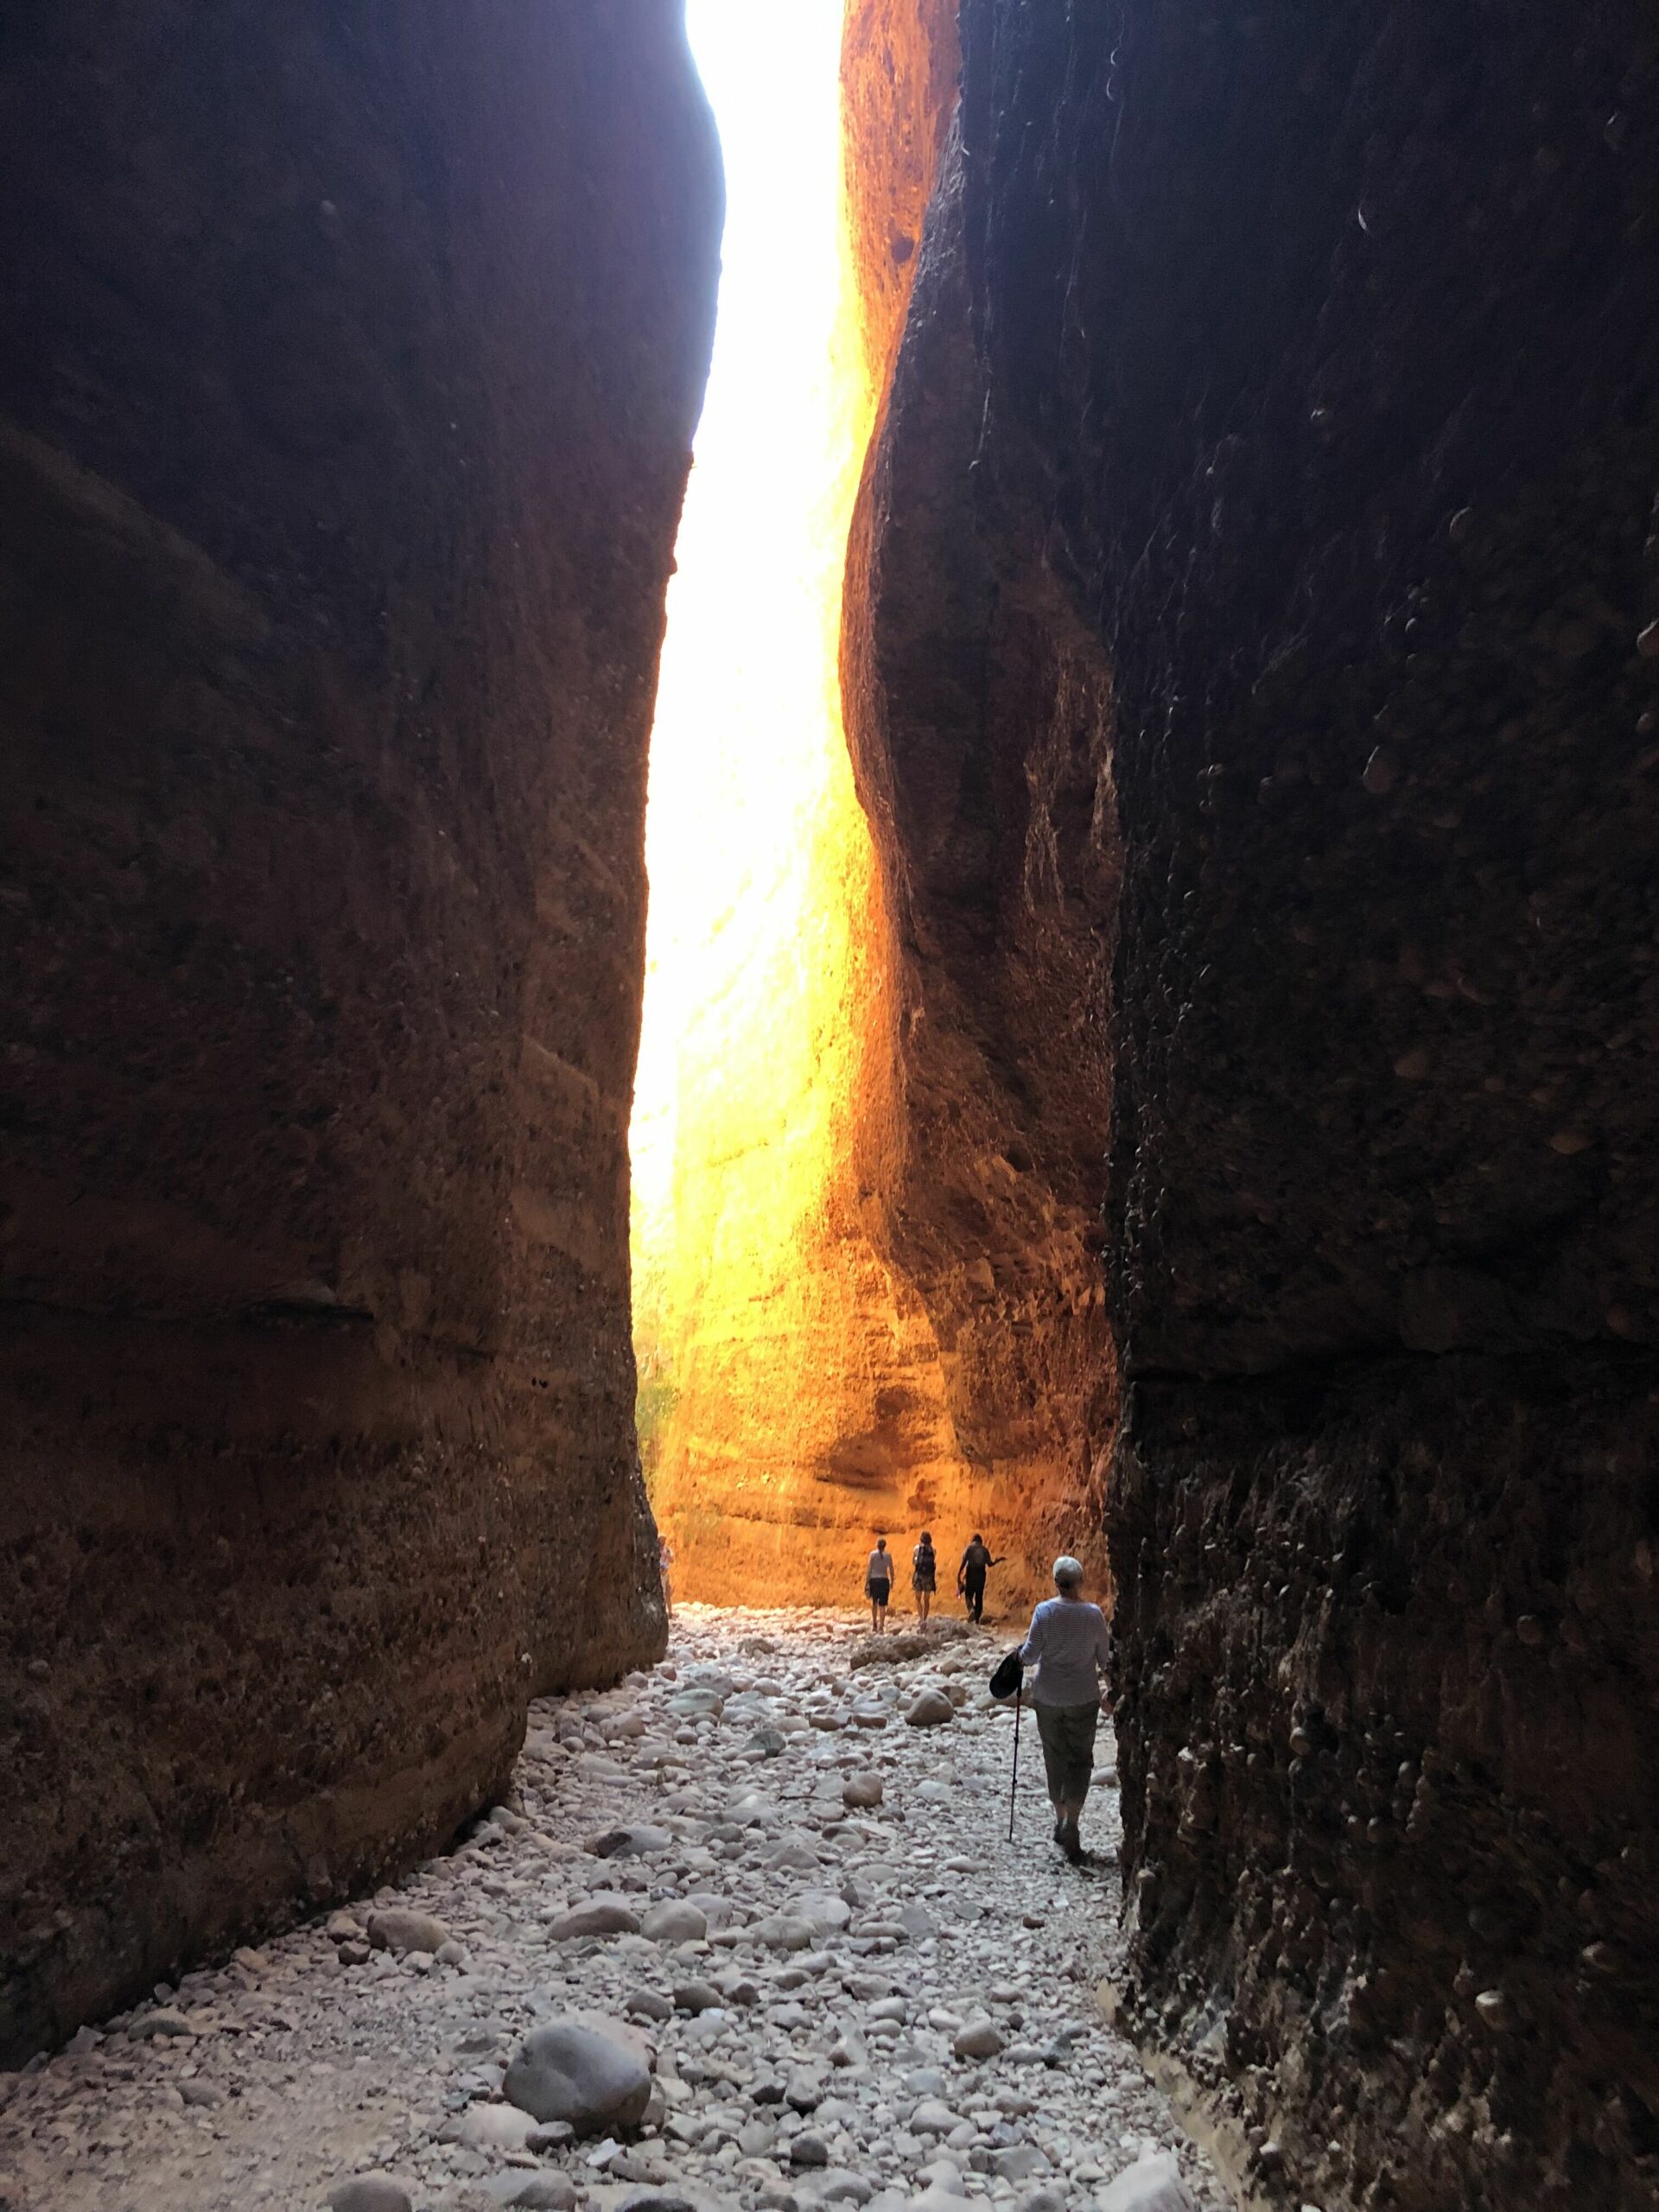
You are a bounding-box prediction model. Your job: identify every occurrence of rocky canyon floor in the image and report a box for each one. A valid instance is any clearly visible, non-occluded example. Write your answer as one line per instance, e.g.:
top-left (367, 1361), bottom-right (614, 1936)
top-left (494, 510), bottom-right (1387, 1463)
top-left (0, 1607), bottom-right (1231, 2212)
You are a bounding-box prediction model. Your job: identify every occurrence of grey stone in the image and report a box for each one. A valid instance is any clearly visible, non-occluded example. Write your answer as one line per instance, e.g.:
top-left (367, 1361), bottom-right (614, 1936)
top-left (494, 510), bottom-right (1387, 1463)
top-left (790, 2133), bottom-right (830, 2169)
top-left (816, 2171), bottom-right (874, 2203)
top-left (1096, 2152), bottom-right (1197, 2212)
top-left (988, 2148), bottom-right (1046, 2182)
top-left (669, 1690), bottom-right (726, 1720)
top-left (951, 2018), bottom-right (1005, 2060)
top-left (787, 1891), bottom-right (852, 1938)
top-left (626, 1986), bottom-right (675, 2023)
top-left (725, 1791), bottom-right (783, 1827)
top-left (751, 1915), bottom-right (816, 1951)
top-left (766, 1841), bottom-right (823, 1872)
top-left (526, 2122), bottom-right (578, 2152)
top-left (366, 1907), bottom-right (450, 1956)
top-left (503, 2019), bottom-right (652, 2135)
top-left (642, 1899), bottom-right (708, 1945)
top-left (673, 1980), bottom-right (724, 2015)
top-left (588, 1825), bottom-right (673, 1859)
top-left (549, 1899), bottom-right (642, 1940)
top-left (905, 1690), bottom-right (956, 1729)
top-left (326, 2182), bottom-right (412, 2212)
top-left (842, 1772), bottom-right (885, 1809)
top-left (442, 2102), bottom-right (537, 2151)
top-left (129, 2007), bottom-right (193, 2039)
top-left (480, 2179), bottom-right (581, 2211)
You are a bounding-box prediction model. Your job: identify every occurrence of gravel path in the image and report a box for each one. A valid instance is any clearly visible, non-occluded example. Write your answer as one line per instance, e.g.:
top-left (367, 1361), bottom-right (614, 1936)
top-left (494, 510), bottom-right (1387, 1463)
top-left (1, 1605), bottom-right (1233, 2212)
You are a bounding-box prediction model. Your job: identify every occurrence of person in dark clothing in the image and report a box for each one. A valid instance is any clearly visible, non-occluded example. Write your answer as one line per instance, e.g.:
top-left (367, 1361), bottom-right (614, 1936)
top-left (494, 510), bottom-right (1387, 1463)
top-left (957, 1532), bottom-right (1001, 1622)
top-left (912, 1529), bottom-right (938, 1624)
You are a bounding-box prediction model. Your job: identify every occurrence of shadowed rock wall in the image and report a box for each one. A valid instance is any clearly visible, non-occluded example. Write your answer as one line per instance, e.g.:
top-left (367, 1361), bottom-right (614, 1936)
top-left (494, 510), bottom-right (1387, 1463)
top-left (0, 3), bottom-right (718, 2061)
top-left (861, 0), bottom-right (1659, 2204)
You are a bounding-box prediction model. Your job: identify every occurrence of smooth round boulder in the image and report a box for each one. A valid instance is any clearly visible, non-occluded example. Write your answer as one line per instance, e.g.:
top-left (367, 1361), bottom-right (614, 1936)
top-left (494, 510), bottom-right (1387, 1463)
top-left (952, 2017), bottom-right (1005, 2060)
top-left (365, 1908), bottom-right (449, 1956)
top-left (503, 2019), bottom-right (652, 2134)
top-left (548, 1898), bottom-right (641, 1941)
top-left (906, 1689), bottom-right (956, 1728)
top-left (842, 1771), bottom-right (885, 1808)
top-left (671, 1980), bottom-right (723, 2015)
top-left (642, 1899), bottom-right (708, 1945)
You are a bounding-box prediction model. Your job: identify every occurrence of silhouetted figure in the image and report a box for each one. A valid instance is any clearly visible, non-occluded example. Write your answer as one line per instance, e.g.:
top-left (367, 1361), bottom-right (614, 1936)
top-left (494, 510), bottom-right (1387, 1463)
top-left (958, 1532), bottom-right (1001, 1622)
top-left (912, 1529), bottom-right (938, 1624)
top-left (865, 1535), bottom-right (893, 1631)
top-left (1020, 1554), bottom-right (1111, 1861)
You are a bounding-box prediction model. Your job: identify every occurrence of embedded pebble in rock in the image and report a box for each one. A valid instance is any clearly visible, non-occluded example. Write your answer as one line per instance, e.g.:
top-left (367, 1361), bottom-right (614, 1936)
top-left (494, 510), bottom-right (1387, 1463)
top-left (3, 1606), bottom-right (1228, 2212)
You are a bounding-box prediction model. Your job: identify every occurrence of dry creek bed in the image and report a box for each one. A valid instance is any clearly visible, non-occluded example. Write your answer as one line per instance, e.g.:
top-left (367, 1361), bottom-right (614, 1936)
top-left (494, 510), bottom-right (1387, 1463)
top-left (0, 1605), bottom-right (1238, 2212)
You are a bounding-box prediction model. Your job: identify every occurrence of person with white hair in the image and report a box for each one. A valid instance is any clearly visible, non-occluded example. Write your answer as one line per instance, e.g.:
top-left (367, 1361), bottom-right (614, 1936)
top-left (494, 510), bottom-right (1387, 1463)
top-left (1019, 1554), bottom-right (1112, 1861)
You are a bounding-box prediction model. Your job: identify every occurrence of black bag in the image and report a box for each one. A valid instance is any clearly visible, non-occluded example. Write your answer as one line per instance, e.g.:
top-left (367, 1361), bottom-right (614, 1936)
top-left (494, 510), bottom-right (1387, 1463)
top-left (988, 1649), bottom-right (1024, 1701)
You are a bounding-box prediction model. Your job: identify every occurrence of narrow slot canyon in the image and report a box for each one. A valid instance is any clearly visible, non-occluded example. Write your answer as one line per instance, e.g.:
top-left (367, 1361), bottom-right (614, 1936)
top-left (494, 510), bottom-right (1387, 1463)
top-left (1, 5), bottom-right (1656, 2212)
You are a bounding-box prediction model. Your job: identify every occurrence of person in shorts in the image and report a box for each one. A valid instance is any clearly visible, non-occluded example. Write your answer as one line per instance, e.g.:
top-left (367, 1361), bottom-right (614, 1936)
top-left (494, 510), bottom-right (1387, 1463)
top-left (912, 1529), bottom-right (938, 1624)
top-left (1019, 1554), bottom-right (1112, 1862)
top-left (865, 1535), bottom-right (894, 1631)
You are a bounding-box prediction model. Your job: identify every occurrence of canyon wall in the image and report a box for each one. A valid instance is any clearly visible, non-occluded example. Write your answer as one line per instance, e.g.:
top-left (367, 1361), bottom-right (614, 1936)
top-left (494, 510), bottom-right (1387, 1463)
top-left (0, 3), bottom-right (718, 2062)
top-left (651, 0), bottom-right (1113, 1618)
top-left (861, 0), bottom-right (1659, 2205)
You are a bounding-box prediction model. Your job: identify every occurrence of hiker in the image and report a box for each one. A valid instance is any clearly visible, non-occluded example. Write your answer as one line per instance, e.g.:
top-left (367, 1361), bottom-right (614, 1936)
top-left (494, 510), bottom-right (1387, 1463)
top-left (865, 1535), bottom-right (894, 1631)
top-left (957, 1530), bottom-right (1001, 1622)
top-left (658, 1533), bottom-right (675, 1619)
top-left (1019, 1554), bottom-right (1112, 1863)
top-left (912, 1529), bottom-right (938, 1624)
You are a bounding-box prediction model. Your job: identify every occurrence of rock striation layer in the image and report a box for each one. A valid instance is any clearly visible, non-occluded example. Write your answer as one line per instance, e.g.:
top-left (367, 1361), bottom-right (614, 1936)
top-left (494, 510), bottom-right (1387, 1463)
top-left (0, 3), bottom-right (719, 2061)
top-left (861, 1), bottom-right (1659, 2206)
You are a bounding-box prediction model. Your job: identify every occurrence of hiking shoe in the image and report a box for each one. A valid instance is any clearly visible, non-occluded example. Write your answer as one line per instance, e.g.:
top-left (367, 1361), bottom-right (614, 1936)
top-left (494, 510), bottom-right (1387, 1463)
top-left (1052, 1817), bottom-right (1065, 1847)
top-left (1061, 1820), bottom-right (1084, 1863)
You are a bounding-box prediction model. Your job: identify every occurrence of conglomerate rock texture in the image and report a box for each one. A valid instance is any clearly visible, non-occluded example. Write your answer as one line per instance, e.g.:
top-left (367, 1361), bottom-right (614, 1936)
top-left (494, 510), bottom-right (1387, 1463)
top-left (859, 0), bottom-right (1659, 2206)
top-left (0, 3), bottom-right (718, 2063)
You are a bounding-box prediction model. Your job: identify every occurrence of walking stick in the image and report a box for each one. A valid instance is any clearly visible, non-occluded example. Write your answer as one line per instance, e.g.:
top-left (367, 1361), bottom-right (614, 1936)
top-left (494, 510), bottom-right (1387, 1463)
top-left (1007, 1687), bottom-right (1022, 1842)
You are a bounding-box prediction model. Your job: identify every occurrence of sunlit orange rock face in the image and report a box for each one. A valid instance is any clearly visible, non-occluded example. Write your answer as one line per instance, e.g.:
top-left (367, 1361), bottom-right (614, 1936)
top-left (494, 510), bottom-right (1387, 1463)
top-left (635, 0), bottom-right (1114, 1618)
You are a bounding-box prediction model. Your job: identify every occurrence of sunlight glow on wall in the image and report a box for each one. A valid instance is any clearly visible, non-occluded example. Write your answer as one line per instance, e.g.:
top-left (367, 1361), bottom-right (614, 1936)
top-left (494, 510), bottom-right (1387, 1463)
top-left (628, 0), bottom-right (887, 1517)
